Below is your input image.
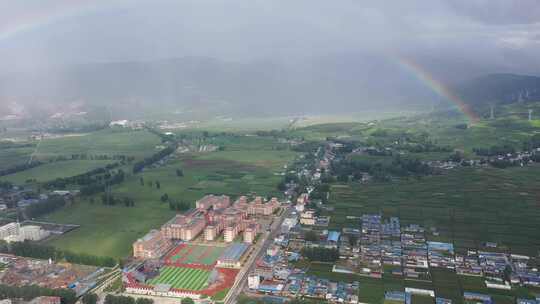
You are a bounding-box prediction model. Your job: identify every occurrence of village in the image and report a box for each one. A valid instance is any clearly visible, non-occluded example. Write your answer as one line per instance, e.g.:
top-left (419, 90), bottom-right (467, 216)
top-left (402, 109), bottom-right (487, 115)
top-left (243, 190), bottom-right (540, 304)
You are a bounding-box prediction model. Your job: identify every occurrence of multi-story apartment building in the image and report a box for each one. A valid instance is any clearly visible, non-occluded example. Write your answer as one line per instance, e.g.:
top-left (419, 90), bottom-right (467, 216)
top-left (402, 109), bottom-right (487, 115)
top-left (243, 223), bottom-right (260, 243)
top-left (161, 211), bottom-right (207, 241)
top-left (133, 229), bottom-right (172, 259)
top-left (204, 224), bottom-right (219, 241)
top-left (196, 195), bottom-right (231, 211)
top-left (0, 222), bottom-right (20, 239)
top-left (234, 196), bottom-right (280, 216)
top-left (224, 225), bottom-right (239, 243)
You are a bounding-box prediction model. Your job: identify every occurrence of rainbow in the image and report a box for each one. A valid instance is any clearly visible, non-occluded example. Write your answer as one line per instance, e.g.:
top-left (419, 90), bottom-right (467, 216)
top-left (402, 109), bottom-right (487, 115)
top-left (0, 0), bottom-right (127, 43)
top-left (393, 55), bottom-right (479, 123)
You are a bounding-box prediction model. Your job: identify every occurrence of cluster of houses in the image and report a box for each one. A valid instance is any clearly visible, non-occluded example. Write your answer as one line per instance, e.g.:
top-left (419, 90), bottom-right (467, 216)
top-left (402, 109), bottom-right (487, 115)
top-left (248, 242), bottom-right (359, 303)
top-left (382, 289), bottom-right (540, 304)
top-left (0, 185), bottom-right (78, 244)
top-left (257, 139), bottom-right (540, 303)
top-left (335, 213), bottom-right (540, 289)
top-left (0, 184), bottom-right (77, 211)
top-left (247, 196), bottom-right (540, 303)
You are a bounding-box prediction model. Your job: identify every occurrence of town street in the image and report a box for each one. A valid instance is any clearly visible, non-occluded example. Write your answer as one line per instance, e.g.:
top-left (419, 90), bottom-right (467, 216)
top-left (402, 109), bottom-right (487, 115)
top-left (224, 206), bottom-right (293, 304)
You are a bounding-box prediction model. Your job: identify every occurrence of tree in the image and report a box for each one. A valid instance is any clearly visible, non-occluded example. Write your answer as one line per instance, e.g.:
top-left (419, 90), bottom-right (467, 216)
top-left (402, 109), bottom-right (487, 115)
top-left (176, 169), bottom-right (184, 177)
top-left (181, 298), bottom-right (195, 304)
top-left (161, 194), bottom-right (169, 203)
top-left (156, 181), bottom-right (161, 189)
top-left (304, 230), bottom-right (319, 242)
top-left (301, 247), bottom-right (339, 262)
top-left (139, 177), bottom-right (144, 186)
top-left (349, 235), bottom-right (358, 247)
top-left (82, 293), bottom-right (98, 304)
top-left (135, 299), bottom-right (153, 304)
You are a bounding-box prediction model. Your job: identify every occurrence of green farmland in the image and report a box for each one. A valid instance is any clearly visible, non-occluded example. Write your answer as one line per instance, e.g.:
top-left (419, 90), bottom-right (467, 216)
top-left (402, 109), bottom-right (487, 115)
top-left (325, 165), bottom-right (540, 255)
top-left (147, 267), bottom-right (210, 291)
top-left (0, 129), bottom-right (162, 172)
top-left (2, 160), bottom-right (114, 184)
top-left (33, 129), bottom-right (162, 160)
top-left (41, 134), bottom-right (297, 258)
top-left (312, 165), bottom-right (540, 303)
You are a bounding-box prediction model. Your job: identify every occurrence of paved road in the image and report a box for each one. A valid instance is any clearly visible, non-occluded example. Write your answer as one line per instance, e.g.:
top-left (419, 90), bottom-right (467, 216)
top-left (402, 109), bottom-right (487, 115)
top-left (224, 206), bottom-right (292, 304)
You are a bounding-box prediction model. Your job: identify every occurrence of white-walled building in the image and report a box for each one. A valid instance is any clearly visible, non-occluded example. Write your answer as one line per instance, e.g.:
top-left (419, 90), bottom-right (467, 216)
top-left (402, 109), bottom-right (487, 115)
top-left (0, 223), bottom-right (49, 242)
top-left (0, 223), bottom-right (20, 239)
top-left (248, 274), bottom-right (261, 289)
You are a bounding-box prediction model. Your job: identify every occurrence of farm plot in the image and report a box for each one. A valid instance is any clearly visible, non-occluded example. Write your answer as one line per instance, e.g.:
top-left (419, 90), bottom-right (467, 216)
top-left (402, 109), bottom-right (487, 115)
top-left (147, 267), bottom-right (210, 291)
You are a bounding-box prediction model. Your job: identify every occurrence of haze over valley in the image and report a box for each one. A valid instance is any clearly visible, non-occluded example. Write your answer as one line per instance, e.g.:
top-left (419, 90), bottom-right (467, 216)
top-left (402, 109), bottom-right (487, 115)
top-left (0, 1), bottom-right (540, 304)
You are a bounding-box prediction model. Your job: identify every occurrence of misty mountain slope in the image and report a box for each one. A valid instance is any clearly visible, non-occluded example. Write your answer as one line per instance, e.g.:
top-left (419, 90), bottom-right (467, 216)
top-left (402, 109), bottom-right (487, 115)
top-left (0, 56), bottom-right (441, 118)
top-left (457, 74), bottom-right (540, 106)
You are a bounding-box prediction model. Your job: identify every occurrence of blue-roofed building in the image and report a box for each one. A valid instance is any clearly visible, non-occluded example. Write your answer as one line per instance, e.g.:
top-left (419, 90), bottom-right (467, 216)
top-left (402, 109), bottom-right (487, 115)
top-left (328, 231), bottom-right (340, 243)
top-left (385, 291), bottom-right (406, 302)
top-left (258, 281), bottom-right (284, 294)
top-left (463, 292), bottom-right (493, 304)
top-left (216, 243), bottom-right (249, 268)
top-left (517, 299), bottom-right (539, 304)
top-left (436, 297), bottom-right (452, 304)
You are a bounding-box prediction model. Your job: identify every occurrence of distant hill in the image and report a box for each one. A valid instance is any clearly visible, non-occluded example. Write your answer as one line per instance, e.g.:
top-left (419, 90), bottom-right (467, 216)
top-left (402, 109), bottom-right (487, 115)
top-left (0, 56), bottom-right (442, 120)
top-left (457, 73), bottom-right (540, 106)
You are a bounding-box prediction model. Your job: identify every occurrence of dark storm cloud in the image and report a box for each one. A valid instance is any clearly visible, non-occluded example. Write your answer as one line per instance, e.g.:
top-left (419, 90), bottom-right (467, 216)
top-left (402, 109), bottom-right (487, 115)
top-left (446, 0), bottom-right (540, 25)
top-left (0, 0), bottom-right (539, 98)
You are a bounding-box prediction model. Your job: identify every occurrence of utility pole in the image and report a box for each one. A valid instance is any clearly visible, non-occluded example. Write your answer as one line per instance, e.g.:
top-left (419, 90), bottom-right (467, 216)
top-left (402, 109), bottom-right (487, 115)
top-left (528, 109), bottom-right (533, 121)
top-left (490, 105), bottom-right (495, 120)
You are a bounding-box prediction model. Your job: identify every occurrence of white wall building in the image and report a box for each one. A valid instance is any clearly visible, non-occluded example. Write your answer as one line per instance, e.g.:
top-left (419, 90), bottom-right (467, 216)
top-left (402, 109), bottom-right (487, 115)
top-left (20, 225), bottom-right (50, 241)
top-left (0, 223), bottom-right (20, 239)
top-left (0, 223), bottom-right (49, 242)
top-left (248, 274), bottom-right (260, 289)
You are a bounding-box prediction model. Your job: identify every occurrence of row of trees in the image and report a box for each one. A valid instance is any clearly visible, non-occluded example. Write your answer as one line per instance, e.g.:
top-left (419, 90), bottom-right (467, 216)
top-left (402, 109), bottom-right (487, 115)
top-left (44, 122), bottom-right (108, 134)
top-left (100, 193), bottom-right (135, 207)
top-left (473, 134), bottom-right (540, 157)
top-left (104, 295), bottom-right (153, 304)
top-left (0, 161), bottom-right (44, 177)
top-left (300, 247), bottom-right (340, 262)
top-left (0, 284), bottom-right (76, 304)
top-left (132, 145), bottom-right (176, 174)
top-left (81, 293), bottom-right (98, 304)
top-left (524, 134), bottom-right (540, 150)
top-left (79, 169), bottom-right (126, 196)
top-left (25, 196), bottom-right (66, 219)
top-left (44, 162), bottom-right (122, 190)
top-left (0, 241), bottom-right (117, 267)
top-left (332, 155), bottom-right (433, 182)
top-left (67, 154), bottom-right (133, 161)
top-left (473, 144), bottom-right (515, 156)
top-left (168, 199), bottom-right (191, 211)
top-left (0, 181), bottom-right (13, 190)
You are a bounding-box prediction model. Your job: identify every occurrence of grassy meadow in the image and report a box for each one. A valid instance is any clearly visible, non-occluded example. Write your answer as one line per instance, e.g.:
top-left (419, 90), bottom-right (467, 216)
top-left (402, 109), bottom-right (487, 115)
top-left (33, 129), bottom-right (162, 160)
top-left (2, 160), bottom-right (115, 184)
top-left (42, 135), bottom-right (297, 258)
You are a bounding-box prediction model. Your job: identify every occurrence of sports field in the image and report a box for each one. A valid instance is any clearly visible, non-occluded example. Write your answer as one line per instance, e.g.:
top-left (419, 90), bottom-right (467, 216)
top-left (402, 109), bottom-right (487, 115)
top-left (147, 266), bottom-right (210, 291)
top-left (167, 244), bottom-right (225, 265)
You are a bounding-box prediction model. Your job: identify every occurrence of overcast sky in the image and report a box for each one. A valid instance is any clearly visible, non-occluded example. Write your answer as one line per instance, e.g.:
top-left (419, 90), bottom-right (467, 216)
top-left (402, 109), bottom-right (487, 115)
top-left (0, 0), bottom-right (539, 74)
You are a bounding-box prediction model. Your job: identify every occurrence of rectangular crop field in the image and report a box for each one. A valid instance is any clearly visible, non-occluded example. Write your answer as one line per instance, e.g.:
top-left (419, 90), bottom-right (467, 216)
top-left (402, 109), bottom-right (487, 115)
top-left (147, 267), bottom-right (210, 291)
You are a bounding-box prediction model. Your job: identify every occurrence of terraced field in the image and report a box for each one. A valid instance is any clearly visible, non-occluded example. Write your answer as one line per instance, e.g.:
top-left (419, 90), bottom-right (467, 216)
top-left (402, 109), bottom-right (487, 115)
top-left (147, 267), bottom-right (210, 290)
